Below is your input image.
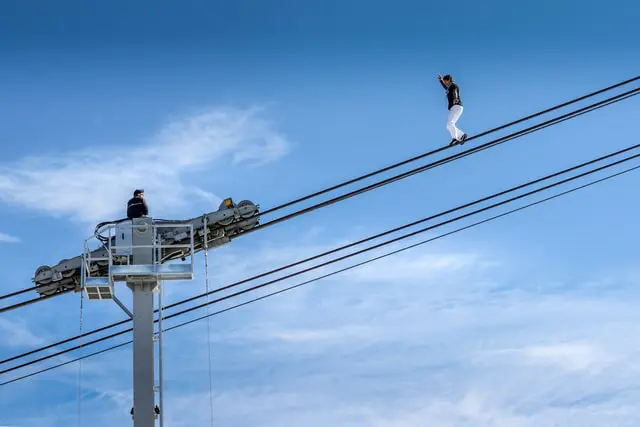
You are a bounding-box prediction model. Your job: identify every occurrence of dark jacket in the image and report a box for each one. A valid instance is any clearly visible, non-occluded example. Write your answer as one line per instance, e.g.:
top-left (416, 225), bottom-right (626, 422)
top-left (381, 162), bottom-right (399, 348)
top-left (439, 80), bottom-right (463, 110)
top-left (127, 197), bottom-right (149, 219)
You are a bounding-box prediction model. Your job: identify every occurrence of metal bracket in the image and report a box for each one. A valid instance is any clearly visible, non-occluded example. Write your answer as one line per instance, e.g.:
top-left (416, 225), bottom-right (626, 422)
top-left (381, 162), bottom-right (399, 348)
top-left (113, 292), bottom-right (133, 318)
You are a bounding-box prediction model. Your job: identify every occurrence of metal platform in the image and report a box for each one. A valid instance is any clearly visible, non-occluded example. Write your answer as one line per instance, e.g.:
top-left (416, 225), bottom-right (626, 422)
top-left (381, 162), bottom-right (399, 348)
top-left (84, 277), bottom-right (114, 300)
top-left (111, 263), bottom-right (194, 281)
top-left (81, 219), bottom-right (195, 294)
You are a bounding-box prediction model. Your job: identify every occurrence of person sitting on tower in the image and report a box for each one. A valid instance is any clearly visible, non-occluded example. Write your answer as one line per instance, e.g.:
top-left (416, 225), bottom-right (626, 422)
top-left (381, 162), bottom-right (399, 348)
top-left (127, 189), bottom-right (149, 219)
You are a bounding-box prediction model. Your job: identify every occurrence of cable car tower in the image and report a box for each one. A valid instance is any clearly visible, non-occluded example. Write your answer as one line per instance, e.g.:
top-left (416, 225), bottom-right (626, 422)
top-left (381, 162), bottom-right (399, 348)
top-left (82, 217), bottom-right (194, 426)
top-left (76, 198), bottom-right (260, 426)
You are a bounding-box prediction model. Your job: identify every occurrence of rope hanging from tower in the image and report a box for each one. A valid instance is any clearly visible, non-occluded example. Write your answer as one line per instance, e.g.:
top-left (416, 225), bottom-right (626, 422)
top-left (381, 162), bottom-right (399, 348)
top-left (76, 283), bottom-right (85, 427)
top-left (203, 217), bottom-right (215, 427)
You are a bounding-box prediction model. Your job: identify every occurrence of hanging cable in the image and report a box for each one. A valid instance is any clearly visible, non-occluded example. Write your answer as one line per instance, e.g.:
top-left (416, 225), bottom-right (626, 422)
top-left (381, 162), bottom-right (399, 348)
top-left (3, 157), bottom-right (638, 387)
top-left (246, 87), bottom-right (640, 234)
top-left (1, 84), bottom-right (638, 375)
top-left (2, 144), bottom-right (639, 378)
top-left (1, 76), bottom-right (638, 305)
top-left (0, 317), bottom-right (130, 366)
top-left (4, 136), bottom-right (640, 369)
top-left (76, 284), bottom-right (84, 427)
top-left (256, 74), bottom-right (640, 217)
top-left (164, 89), bottom-right (640, 307)
top-left (4, 83), bottom-right (637, 316)
top-left (0, 287), bottom-right (35, 300)
top-left (162, 152), bottom-right (640, 322)
top-left (0, 289), bottom-right (74, 314)
top-left (203, 217), bottom-right (215, 427)
top-left (165, 162), bottom-right (640, 332)
top-left (157, 280), bottom-right (165, 427)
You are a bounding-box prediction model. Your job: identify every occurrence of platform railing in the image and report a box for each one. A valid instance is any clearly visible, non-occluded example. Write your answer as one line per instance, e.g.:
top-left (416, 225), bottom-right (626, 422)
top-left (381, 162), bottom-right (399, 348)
top-left (81, 220), bottom-right (195, 300)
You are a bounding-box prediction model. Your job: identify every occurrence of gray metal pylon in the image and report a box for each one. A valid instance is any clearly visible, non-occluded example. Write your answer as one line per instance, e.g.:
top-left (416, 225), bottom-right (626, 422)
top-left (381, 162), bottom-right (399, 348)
top-left (126, 218), bottom-right (159, 427)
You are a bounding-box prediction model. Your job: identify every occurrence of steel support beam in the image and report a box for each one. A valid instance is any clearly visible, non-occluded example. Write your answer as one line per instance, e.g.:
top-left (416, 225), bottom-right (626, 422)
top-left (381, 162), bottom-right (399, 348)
top-left (127, 218), bottom-right (158, 427)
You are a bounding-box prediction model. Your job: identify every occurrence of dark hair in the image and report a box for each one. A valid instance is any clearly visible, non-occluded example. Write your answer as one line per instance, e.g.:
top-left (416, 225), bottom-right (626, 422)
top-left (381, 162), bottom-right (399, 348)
top-left (443, 74), bottom-right (454, 82)
top-left (134, 189), bottom-right (144, 196)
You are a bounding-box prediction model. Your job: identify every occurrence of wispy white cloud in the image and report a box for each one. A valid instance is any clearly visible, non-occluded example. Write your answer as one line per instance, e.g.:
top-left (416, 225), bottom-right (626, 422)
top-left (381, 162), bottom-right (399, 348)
top-left (5, 234), bottom-right (640, 427)
top-left (342, 250), bottom-right (498, 283)
top-left (484, 342), bottom-right (609, 372)
top-left (0, 232), bottom-right (20, 243)
top-left (270, 326), bottom-right (369, 343)
top-left (0, 318), bottom-right (45, 347)
top-left (0, 106), bottom-right (290, 223)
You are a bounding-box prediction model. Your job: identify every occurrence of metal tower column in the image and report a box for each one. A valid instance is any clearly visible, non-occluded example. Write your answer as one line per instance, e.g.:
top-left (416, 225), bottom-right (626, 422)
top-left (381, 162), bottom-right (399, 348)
top-left (127, 218), bottom-right (158, 427)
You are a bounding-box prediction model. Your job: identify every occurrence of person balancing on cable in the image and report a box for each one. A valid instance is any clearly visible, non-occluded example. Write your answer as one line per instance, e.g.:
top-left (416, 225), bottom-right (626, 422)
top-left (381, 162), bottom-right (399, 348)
top-left (438, 73), bottom-right (468, 146)
top-left (127, 189), bottom-right (149, 219)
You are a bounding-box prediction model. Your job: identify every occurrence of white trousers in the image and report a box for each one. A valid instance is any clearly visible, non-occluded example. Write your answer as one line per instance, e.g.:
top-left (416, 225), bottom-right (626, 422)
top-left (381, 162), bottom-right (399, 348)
top-left (447, 105), bottom-right (464, 140)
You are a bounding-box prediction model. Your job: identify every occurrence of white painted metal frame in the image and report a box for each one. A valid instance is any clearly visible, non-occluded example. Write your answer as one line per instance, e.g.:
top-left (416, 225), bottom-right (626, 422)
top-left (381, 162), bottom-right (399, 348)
top-left (81, 221), bottom-right (195, 298)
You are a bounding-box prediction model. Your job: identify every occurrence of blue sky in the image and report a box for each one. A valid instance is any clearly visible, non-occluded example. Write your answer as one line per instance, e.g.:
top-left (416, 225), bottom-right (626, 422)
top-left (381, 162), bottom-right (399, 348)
top-left (0, 0), bottom-right (639, 425)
